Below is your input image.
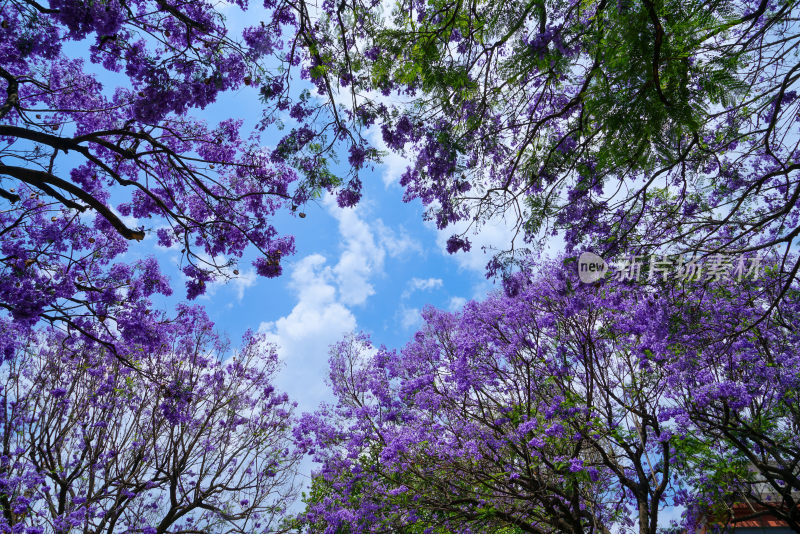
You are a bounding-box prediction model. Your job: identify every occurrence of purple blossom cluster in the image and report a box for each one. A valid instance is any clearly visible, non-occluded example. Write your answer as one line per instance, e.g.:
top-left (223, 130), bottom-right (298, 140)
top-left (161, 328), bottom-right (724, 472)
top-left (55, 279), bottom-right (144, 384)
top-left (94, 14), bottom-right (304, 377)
top-left (0, 0), bottom-right (370, 358)
top-left (0, 306), bottom-right (301, 532)
top-left (296, 259), bottom-right (800, 533)
top-left (297, 0), bottom-right (800, 287)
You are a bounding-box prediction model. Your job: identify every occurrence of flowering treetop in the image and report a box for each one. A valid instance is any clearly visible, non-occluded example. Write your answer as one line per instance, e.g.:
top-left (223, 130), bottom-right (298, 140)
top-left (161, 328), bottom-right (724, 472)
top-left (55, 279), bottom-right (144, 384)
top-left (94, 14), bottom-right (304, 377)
top-left (294, 0), bottom-right (800, 282)
top-left (0, 0), bottom-right (372, 355)
top-left (296, 260), bottom-right (800, 533)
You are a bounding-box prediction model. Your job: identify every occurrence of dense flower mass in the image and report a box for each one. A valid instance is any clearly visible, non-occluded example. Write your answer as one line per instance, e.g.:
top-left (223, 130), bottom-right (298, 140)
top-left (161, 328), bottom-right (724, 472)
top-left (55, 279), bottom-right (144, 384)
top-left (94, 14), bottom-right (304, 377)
top-left (296, 0), bottom-right (800, 288)
top-left (0, 0), bottom-right (368, 354)
top-left (0, 306), bottom-right (300, 533)
top-left (3, 0), bottom-right (800, 533)
top-left (296, 260), bottom-right (800, 533)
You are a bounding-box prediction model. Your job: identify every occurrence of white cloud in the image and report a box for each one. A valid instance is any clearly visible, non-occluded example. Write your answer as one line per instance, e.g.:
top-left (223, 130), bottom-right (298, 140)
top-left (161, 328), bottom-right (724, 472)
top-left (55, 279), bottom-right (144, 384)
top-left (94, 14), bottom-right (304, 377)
top-left (325, 195), bottom-right (422, 306)
top-left (399, 306), bottom-right (421, 330)
top-left (258, 254), bottom-right (357, 412)
top-left (328, 201), bottom-right (386, 306)
top-left (231, 269), bottom-right (257, 301)
top-left (396, 277), bottom-right (444, 325)
top-left (435, 215), bottom-right (520, 274)
top-left (367, 126), bottom-right (412, 187)
top-left (401, 277), bottom-right (443, 299)
top-left (448, 296), bottom-right (467, 311)
top-left (259, 198), bottom-right (421, 412)
top-left (375, 220), bottom-right (422, 258)
top-left (410, 277), bottom-right (443, 291)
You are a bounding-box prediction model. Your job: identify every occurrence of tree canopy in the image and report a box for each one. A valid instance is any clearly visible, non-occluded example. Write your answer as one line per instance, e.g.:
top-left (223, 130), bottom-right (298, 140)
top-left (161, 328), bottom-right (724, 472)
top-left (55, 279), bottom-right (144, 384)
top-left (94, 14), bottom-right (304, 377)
top-left (0, 305), bottom-right (300, 533)
top-left (3, 0), bottom-right (800, 533)
top-left (0, 0), bottom-right (372, 356)
top-left (296, 0), bottom-right (800, 279)
top-left (296, 262), bottom-right (800, 533)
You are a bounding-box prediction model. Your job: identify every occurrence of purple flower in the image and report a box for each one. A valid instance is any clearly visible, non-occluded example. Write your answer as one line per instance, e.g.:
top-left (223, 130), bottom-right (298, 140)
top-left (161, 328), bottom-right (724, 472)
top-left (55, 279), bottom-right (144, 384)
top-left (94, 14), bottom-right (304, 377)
top-left (445, 236), bottom-right (471, 254)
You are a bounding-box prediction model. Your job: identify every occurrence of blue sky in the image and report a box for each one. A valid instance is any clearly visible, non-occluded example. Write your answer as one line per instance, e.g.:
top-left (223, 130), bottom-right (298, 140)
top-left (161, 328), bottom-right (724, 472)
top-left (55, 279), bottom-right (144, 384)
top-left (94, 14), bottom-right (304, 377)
top-left (53, 1), bottom-right (521, 415)
top-left (104, 76), bottom-right (519, 414)
top-left (138, 96), bottom-right (515, 413)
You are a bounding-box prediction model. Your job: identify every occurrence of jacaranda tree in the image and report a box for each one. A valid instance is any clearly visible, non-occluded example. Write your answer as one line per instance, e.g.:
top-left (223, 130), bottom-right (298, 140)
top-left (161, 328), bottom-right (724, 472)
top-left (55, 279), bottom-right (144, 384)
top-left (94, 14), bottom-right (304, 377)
top-left (4, 1), bottom-right (800, 533)
top-left (658, 271), bottom-right (800, 530)
top-left (0, 1), bottom-right (358, 531)
top-left (292, 0), bottom-right (800, 284)
top-left (0, 305), bottom-right (300, 533)
top-left (0, 0), bottom-right (372, 356)
top-left (296, 260), bottom-right (800, 533)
